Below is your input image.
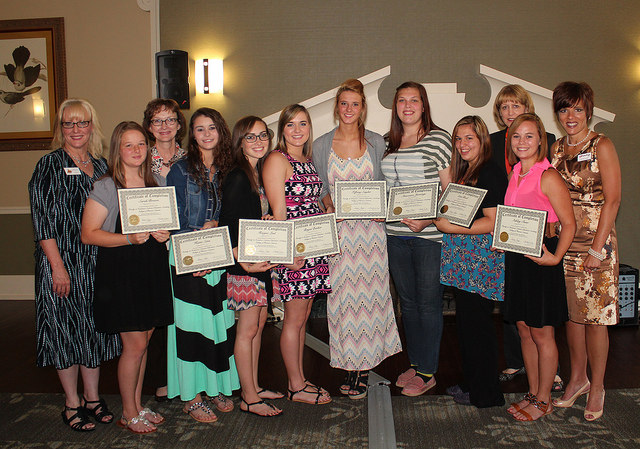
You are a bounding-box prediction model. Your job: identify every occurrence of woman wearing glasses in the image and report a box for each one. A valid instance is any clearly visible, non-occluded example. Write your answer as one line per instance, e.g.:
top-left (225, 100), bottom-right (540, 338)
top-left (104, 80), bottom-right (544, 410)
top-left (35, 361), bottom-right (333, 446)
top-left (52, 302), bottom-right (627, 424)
top-left (143, 98), bottom-right (187, 178)
top-left (28, 99), bottom-right (121, 431)
top-left (142, 98), bottom-right (187, 403)
top-left (219, 116), bottom-right (283, 417)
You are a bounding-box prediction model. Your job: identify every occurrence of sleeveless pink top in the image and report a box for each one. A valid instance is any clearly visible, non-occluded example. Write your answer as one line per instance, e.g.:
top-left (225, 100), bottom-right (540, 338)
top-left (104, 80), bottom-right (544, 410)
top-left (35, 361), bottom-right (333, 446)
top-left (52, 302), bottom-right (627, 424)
top-left (504, 159), bottom-right (559, 222)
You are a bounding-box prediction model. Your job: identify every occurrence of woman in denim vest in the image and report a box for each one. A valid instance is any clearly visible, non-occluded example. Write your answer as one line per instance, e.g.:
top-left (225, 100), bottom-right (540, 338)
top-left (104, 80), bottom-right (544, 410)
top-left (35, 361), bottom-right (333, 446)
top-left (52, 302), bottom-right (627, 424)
top-left (165, 108), bottom-right (238, 423)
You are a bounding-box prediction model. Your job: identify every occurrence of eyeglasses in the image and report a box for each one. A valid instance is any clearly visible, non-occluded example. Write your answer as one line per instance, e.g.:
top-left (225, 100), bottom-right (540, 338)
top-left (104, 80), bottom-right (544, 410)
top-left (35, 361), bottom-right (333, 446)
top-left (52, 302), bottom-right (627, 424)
top-left (61, 120), bottom-right (91, 129)
top-left (243, 131), bottom-right (270, 143)
top-left (150, 117), bottom-right (178, 127)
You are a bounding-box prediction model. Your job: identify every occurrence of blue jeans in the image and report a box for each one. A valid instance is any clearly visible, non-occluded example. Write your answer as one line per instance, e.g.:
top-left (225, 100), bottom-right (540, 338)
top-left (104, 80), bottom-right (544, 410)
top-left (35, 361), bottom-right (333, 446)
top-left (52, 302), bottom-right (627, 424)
top-left (387, 235), bottom-right (443, 374)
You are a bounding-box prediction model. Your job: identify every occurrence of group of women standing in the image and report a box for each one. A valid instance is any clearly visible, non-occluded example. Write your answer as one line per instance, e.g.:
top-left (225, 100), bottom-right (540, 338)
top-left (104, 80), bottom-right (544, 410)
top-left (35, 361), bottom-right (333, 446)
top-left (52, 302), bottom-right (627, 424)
top-left (28, 76), bottom-right (620, 434)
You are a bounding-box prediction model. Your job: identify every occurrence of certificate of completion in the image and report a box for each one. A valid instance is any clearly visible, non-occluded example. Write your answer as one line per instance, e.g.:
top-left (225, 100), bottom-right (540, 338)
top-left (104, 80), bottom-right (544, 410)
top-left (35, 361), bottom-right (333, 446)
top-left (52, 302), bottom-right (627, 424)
top-left (334, 180), bottom-right (386, 219)
top-left (171, 227), bottom-right (234, 275)
top-left (492, 205), bottom-right (548, 257)
top-left (118, 186), bottom-right (180, 234)
top-left (386, 182), bottom-right (439, 222)
top-left (293, 213), bottom-right (340, 259)
top-left (437, 183), bottom-right (487, 228)
top-left (237, 219), bottom-right (294, 264)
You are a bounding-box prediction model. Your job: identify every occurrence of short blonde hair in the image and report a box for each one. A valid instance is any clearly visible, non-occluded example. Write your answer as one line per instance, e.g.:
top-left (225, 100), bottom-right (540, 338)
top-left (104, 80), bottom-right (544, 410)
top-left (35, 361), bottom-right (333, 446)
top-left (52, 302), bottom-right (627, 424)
top-left (493, 85), bottom-right (534, 129)
top-left (51, 99), bottom-right (104, 158)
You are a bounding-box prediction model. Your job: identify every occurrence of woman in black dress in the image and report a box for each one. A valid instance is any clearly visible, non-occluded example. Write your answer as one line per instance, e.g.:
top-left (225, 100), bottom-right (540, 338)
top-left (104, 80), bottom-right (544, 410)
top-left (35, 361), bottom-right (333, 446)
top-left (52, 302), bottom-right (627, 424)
top-left (28, 99), bottom-right (120, 432)
top-left (82, 122), bottom-right (173, 434)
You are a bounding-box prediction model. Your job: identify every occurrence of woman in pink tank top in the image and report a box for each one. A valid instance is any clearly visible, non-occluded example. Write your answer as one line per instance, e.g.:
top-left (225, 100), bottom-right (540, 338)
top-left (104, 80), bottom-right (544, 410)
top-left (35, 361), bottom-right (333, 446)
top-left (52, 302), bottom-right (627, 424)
top-left (503, 113), bottom-right (576, 421)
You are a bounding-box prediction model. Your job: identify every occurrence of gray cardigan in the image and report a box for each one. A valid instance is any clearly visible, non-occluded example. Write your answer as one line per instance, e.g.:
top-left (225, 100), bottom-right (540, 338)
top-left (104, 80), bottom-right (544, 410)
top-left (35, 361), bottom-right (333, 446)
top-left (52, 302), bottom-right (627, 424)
top-left (312, 127), bottom-right (387, 199)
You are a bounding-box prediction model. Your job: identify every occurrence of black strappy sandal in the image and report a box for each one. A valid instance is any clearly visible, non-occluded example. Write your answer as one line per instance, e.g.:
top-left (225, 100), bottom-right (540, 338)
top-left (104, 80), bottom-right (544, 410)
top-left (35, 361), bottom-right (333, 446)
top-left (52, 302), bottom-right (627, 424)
top-left (287, 385), bottom-right (332, 405)
top-left (240, 398), bottom-right (283, 417)
top-left (339, 371), bottom-right (357, 395)
top-left (348, 370), bottom-right (369, 400)
top-left (82, 397), bottom-right (114, 424)
top-left (61, 405), bottom-right (95, 432)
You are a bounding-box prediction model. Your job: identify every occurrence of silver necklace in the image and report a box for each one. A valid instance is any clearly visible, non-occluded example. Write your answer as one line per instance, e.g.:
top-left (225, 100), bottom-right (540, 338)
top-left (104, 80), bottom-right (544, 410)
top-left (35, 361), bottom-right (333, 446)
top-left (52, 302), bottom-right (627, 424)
top-left (66, 150), bottom-right (91, 166)
top-left (566, 130), bottom-right (591, 147)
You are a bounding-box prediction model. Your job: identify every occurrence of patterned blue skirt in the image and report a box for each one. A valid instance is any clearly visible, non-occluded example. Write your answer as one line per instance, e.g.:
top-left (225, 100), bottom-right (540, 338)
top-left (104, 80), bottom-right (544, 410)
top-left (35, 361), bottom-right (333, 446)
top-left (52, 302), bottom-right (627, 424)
top-left (440, 233), bottom-right (504, 301)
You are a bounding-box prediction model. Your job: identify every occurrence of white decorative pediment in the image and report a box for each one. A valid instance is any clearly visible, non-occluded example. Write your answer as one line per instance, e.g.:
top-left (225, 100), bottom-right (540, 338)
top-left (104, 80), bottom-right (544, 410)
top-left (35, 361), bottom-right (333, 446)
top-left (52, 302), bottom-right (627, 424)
top-left (264, 65), bottom-right (615, 140)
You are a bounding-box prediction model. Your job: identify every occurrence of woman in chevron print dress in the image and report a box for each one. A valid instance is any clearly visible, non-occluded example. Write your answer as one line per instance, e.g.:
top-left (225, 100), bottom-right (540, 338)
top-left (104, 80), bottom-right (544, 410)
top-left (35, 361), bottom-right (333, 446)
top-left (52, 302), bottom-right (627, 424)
top-left (314, 79), bottom-right (401, 399)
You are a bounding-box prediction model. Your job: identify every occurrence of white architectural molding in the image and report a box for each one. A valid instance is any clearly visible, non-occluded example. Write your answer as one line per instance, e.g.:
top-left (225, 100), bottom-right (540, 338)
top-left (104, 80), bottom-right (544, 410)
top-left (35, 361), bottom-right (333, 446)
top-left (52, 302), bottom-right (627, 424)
top-left (137, 0), bottom-right (160, 98)
top-left (265, 65), bottom-right (616, 139)
top-left (0, 207), bottom-right (30, 215)
top-left (0, 275), bottom-right (34, 300)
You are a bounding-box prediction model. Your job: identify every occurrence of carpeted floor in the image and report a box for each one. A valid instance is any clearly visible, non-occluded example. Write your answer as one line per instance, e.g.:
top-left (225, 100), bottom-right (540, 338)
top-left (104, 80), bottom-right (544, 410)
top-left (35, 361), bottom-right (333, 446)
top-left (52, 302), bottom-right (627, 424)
top-left (2, 391), bottom-right (640, 448)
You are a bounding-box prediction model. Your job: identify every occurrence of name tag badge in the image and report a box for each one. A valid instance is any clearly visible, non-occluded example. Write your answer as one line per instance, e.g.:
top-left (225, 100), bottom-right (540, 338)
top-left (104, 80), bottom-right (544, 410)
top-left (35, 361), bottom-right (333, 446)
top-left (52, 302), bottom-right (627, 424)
top-left (577, 152), bottom-right (592, 162)
top-left (64, 167), bottom-right (82, 175)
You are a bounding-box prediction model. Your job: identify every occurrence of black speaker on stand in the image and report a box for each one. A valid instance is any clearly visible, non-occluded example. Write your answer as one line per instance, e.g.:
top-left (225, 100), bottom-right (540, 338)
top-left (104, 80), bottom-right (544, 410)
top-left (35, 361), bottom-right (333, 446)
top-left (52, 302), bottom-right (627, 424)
top-left (155, 50), bottom-right (190, 109)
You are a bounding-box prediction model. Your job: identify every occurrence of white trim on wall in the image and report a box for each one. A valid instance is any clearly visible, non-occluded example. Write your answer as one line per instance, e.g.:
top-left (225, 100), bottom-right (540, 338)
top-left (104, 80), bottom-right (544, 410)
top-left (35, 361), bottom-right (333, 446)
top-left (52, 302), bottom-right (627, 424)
top-left (137, 0), bottom-right (160, 97)
top-left (0, 207), bottom-right (30, 215)
top-left (0, 275), bottom-right (34, 300)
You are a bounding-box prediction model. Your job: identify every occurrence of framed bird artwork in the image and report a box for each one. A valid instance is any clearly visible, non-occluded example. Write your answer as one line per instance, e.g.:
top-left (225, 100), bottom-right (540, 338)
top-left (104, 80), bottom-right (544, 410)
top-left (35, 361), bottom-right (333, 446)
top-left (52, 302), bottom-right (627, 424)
top-left (0, 17), bottom-right (67, 151)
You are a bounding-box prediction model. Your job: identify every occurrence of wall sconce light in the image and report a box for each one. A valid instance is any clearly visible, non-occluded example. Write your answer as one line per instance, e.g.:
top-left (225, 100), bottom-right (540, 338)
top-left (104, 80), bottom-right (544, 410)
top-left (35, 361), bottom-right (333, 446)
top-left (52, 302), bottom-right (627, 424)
top-left (32, 97), bottom-right (45, 118)
top-left (195, 58), bottom-right (223, 94)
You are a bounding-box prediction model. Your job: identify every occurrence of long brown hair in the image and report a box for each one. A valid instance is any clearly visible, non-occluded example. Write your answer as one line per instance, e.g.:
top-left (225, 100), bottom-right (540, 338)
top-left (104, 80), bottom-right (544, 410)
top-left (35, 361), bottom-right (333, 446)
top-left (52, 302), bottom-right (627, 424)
top-left (385, 81), bottom-right (442, 156)
top-left (106, 121), bottom-right (157, 188)
top-left (186, 107), bottom-right (232, 189)
top-left (450, 116), bottom-right (492, 187)
top-left (275, 104), bottom-right (313, 158)
top-left (334, 78), bottom-right (367, 149)
top-left (231, 116), bottom-right (272, 193)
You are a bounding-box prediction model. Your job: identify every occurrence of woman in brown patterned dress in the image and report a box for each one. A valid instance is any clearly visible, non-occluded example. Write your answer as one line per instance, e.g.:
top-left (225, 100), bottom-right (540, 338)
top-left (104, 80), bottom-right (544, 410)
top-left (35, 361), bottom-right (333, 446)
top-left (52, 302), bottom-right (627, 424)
top-left (551, 82), bottom-right (621, 421)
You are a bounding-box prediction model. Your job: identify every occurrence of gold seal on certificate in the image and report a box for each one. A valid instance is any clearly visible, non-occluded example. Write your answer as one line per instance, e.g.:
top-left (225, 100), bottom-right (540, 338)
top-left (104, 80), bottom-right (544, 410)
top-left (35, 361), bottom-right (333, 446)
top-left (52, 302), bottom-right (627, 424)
top-left (292, 213), bottom-right (340, 259)
top-left (118, 186), bottom-right (180, 234)
top-left (171, 227), bottom-right (234, 275)
top-left (492, 205), bottom-right (548, 257)
top-left (437, 183), bottom-right (487, 228)
top-left (237, 219), bottom-right (294, 264)
top-left (386, 182), bottom-right (439, 222)
top-left (334, 180), bottom-right (386, 219)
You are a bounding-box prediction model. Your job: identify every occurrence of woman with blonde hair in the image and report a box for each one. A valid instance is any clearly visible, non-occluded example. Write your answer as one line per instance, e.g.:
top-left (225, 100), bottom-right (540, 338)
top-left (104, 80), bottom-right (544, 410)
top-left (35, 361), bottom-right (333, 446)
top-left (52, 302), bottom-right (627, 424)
top-left (263, 104), bottom-right (332, 405)
top-left (28, 99), bottom-right (120, 431)
top-left (313, 79), bottom-right (401, 399)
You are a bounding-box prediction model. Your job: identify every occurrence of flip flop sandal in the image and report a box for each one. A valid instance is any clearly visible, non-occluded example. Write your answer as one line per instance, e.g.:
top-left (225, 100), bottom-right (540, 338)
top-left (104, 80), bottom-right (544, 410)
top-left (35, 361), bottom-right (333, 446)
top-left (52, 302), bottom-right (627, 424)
top-left (287, 385), bottom-right (332, 405)
top-left (184, 401), bottom-right (218, 423)
top-left (257, 388), bottom-right (285, 399)
top-left (240, 398), bottom-right (283, 417)
top-left (211, 394), bottom-right (234, 413)
top-left (117, 415), bottom-right (157, 434)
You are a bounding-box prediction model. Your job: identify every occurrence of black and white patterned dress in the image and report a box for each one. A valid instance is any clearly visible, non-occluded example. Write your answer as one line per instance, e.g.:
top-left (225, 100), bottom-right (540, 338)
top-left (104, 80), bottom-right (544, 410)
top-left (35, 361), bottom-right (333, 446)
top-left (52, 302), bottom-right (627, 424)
top-left (28, 148), bottom-right (121, 369)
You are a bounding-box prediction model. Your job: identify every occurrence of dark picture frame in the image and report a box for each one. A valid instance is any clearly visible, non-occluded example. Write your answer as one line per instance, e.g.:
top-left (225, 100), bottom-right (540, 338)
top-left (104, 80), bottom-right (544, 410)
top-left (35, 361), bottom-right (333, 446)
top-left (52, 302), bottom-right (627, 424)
top-left (0, 17), bottom-right (67, 151)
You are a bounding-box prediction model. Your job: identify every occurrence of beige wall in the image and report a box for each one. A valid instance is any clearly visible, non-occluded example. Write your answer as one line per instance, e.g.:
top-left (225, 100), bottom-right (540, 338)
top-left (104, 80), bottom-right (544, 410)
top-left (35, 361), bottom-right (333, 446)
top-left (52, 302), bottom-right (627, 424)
top-left (0, 0), bottom-right (152, 208)
top-left (160, 0), bottom-right (640, 268)
top-left (0, 0), bottom-right (152, 278)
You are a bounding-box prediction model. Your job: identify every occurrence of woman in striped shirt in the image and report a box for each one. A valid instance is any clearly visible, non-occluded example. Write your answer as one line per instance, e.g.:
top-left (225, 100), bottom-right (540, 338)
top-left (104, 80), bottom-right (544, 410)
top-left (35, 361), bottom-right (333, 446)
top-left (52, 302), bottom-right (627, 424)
top-left (381, 82), bottom-right (452, 396)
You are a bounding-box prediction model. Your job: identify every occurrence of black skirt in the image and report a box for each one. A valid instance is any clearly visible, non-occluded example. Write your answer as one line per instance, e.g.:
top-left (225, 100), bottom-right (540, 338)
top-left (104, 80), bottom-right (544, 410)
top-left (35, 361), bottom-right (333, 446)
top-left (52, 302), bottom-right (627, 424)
top-left (94, 217), bottom-right (173, 333)
top-left (504, 236), bottom-right (568, 328)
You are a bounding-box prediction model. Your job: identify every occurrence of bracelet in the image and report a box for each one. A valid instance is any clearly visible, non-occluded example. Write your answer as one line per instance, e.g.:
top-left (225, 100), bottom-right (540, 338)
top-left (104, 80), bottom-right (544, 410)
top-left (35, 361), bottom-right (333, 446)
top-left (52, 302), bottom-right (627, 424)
top-left (588, 247), bottom-right (605, 261)
top-left (126, 235), bottom-right (133, 245)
